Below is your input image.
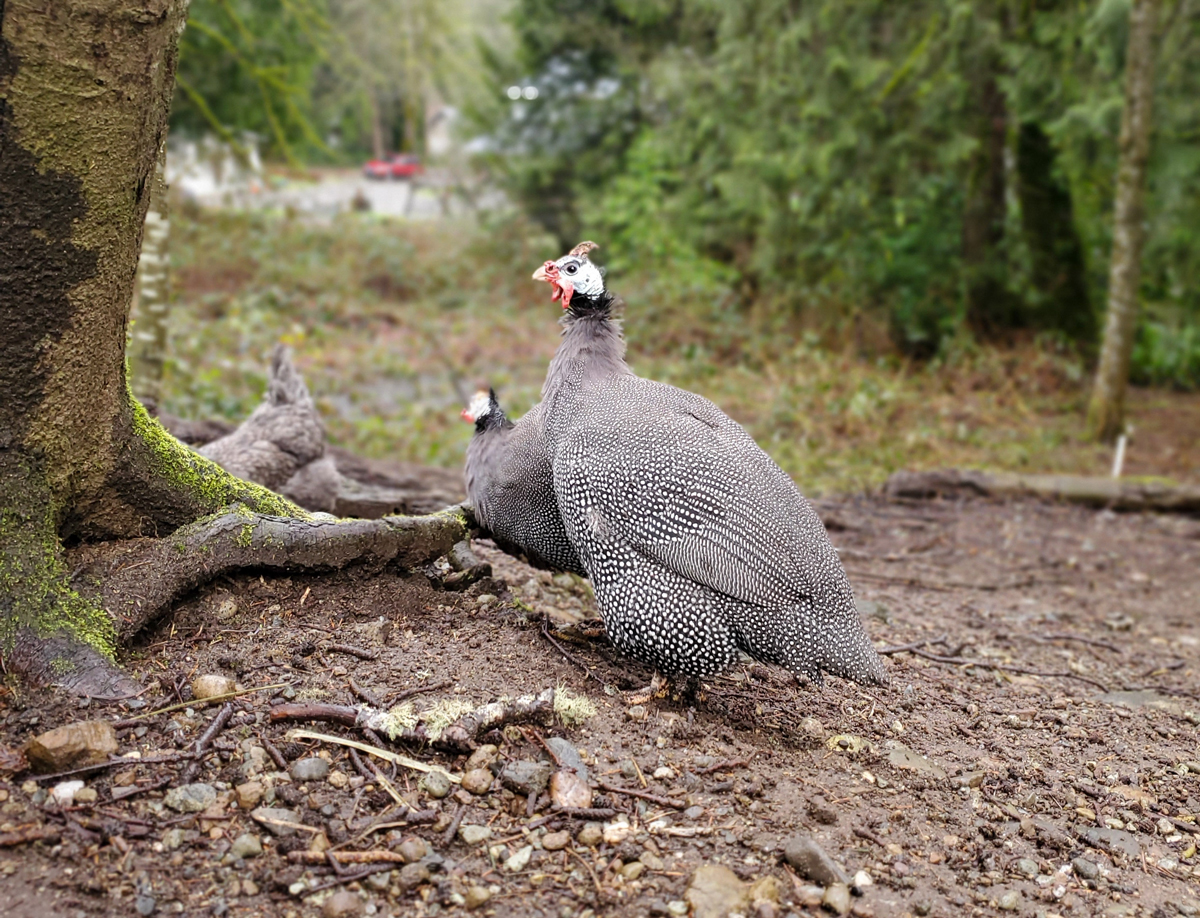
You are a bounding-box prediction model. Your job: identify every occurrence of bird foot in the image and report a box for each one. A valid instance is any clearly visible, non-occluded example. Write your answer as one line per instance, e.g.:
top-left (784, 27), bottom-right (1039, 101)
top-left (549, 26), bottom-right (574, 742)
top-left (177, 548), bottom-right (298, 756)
top-left (624, 672), bottom-right (670, 706)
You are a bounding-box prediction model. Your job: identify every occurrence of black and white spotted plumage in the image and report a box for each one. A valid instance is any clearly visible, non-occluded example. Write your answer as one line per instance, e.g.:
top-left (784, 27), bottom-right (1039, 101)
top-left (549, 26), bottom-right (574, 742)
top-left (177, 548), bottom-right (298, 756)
top-left (463, 389), bottom-right (587, 576)
top-left (535, 248), bottom-right (887, 686)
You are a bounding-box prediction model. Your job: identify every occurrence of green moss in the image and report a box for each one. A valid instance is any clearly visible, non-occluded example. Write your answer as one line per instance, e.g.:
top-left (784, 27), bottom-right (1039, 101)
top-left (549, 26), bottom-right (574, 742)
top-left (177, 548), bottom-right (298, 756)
top-left (235, 523), bottom-right (254, 549)
top-left (553, 686), bottom-right (597, 726)
top-left (128, 395), bottom-right (307, 520)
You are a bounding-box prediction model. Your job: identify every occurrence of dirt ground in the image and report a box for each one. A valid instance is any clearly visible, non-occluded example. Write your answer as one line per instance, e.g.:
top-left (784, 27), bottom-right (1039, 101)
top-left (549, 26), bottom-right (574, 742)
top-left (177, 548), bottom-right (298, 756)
top-left (2, 493), bottom-right (1200, 918)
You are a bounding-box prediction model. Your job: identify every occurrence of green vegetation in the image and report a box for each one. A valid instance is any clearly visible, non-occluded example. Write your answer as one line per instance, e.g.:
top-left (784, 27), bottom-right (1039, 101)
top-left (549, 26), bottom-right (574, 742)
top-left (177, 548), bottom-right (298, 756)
top-left (163, 208), bottom-right (1198, 495)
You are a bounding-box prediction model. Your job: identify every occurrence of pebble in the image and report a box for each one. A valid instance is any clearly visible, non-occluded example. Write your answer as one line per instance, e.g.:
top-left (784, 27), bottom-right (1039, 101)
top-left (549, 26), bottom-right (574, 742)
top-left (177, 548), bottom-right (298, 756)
top-left (653, 766), bottom-right (675, 780)
top-left (543, 830), bottom-right (571, 851)
top-left (912, 901), bottom-right (932, 916)
top-left (684, 805), bottom-right (705, 820)
top-left (191, 674), bottom-right (236, 700)
top-left (465, 744), bottom-right (499, 772)
top-left (25, 721), bottom-right (118, 772)
top-left (290, 757), bottom-right (330, 783)
top-left (546, 737), bottom-right (589, 781)
top-left (235, 781), bottom-right (264, 810)
top-left (397, 863), bottom-right (431, 890)
top-left (419, 771), bottom-right (452, 799)
top-left (135, 894), bottom-right (157, 916)
top-left (165, 783), bottom-right (217, 814)
top-left (640, 851), bottom-right (665, 871)
top-left (459, 824), bottom-right (492, 845)
top-left (51, 780), bottom-right (85, 807)
top-left (550, 769), bottom-right (592, 809)
top-left (327, 770), bottom-right (349, 790)
top-left (622, 862), bottom-right (646, 880)
top-left (667, 902), bottom-right (689, 916)
top-left (505, 844), bottom-right (534, 872)
top-left (1072, 857), bottom-right (1100, 880)
top-left (626, 705), bottom-right (648, 721)
top-left (321, 890), bottom-right (362, 917)
top-left (998, 890), bottom-right (1021, 910)
top-left (500, 760), bottom-right (553, 796)
top-left (577, 823), bottom-right (603, 847)
top-left (464, 885), bottom-right (492, 910)
top-left (461, 768), bottom-right (494, 795)
top-left (162, 828), bottom-right (187, 850)
top-left (687, 864), bottom-right (749, 918)
top-left (229, 833), bottom-right (262, 859)
top-left (782, 833), bottom-right (849, 886)
top-left (250, 807), bottom-right (301, 837)
top-left (74, 787), bottom-right (98, 804)
top-left (1015, 858), bottom-right (1039, 878)
top-left (794, 885), bottom-right (824, 908)
top-left (852, 869), bottom-right (873, 890)
top-left (823, 883), bottom-right (851, 916)
top-left (603, 819), bottom-right (633, 844)
top-left (398, 837), bottom-right (428, 863)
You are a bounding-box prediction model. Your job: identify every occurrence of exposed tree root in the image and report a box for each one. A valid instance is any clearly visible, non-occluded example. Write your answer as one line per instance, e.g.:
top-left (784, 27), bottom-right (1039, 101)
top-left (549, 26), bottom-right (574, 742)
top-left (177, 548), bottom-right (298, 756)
top-left (270, 688), bottom-right (560, 753)
top-left (7, 631), bottom-right (143, 701)
top-left (68, 506), bottom-right (473, 642)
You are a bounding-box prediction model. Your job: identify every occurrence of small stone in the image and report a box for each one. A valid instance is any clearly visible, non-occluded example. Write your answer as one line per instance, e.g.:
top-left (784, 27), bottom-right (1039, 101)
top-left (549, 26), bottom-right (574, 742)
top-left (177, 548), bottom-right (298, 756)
top-left (242, 879), bottom-right (259, 896)
top-left (626, 705), bottom-right (648, 722)
top-left (782, 833), bottom-right (849, 886)
top-left (795, 885), bottom-right (824, 908)
top-left (505, 844), bottom-right (533, 872)
top-left (667, 902), bottom-right (689, 917)
top-left (135, 894), bottom-right (157, 916)
top-left (546, 737), bottom-right (589, 781)
top-left (640, 851), bottom-right (665, 871)
top-left (998, 890), bottom-right (1021, 910)
top-left (543, 830), bottom-right (571, 851)
top-left (397, 862), bottom-right (431, 890)
top-left (577, 823), bottom-right (603, 847)
top-left (464, 744), bottom-right (499, 772)
top-left (230, 833), bottom-right (262, 859)
top-left (165, 783), bottom-right (217, 813)
top-left (799, 717), bottom-right (826, 743)
top-left (365, 872), bottom-right (390, 892)
top-left (419, 771), bottom-right (452, 799)
top-left (250, 807), bottom-right (301, 837)
top-left (1015, 858), bottom-right (1039, 879)
top-left (550, 769), bottom-right (593, 809)
top-left (461, 768), bottom-right (494, 795)
top-left (912, 901), bottom-right (932, 917)
top-left (25, 721), bottom-right (118, 773)
top-left (321, 890), bottom-right (362, 918)
top-left (1072, 857), bottom-right (1099, 880)
top-left (290, 757), bottom-right (330, 783)
top-left (1158, 817), bottom-right (1176, 836)
top-left (603, 819), bottom-right (633, 844)
top-left (235, 781), bottom-right (264, 810)
top-left (74, 786), bottom-right (98, 804)
top-left (687, 864), bottom-right (748, 918)
top-left (823, 883), bottom-right (852, 916)
top-left (459, 824), bottom-right (492, 845)
top-left (327, 770), bottom-right (349, 790)
top-left (622, 861), bottom-right (646, 880)
top-left (191, 674), bottom-right (236, 701)
top-left (397, 837), bottom-right (428, 863)
top-left (51, 780), bottom-right (85, 807)
top-left (851, 870), bottom-right (873, 890)
top-left (464, 885), bottom-right (492, 910)
top-left (162, 828), bottom-right (187, 850)
top-left (653, 766), bottom-right (675, 780)
top-left (684, 805), bottom-right (705, 820)
top-left (500, 760), bottom-right (553, 796)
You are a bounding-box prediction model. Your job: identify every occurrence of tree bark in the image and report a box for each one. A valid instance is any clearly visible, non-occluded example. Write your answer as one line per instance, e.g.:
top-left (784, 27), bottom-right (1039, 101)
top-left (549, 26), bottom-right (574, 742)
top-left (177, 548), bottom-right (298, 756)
top-left (128, 140), bottom-right (172, 412)
top-left (1015, 122), bottom-right (1095, 348)
top-left (962, 47), bottom-right (1017, 342)
top-left (1087, 0), bottom-right (1160, 442)
top-left (0, 0), bottom-right (468, 694)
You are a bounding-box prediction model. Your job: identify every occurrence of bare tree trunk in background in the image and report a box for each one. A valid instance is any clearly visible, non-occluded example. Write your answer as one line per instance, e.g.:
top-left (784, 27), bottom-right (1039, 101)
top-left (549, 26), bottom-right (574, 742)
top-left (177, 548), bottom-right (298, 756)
top-left (963, 51), bottom-right (1017, 341)
top-left (1087, 0), bottom-right (1159, 442)
top-left (128, 140), bottom-right (171, 411)
top-left (370, 91), bottom-right (385, 159)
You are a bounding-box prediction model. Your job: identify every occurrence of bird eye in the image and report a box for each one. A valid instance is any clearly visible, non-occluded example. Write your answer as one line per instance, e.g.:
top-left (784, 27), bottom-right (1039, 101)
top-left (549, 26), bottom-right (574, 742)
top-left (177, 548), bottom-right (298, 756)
top-left (565, 263), bottom-right (578, 275)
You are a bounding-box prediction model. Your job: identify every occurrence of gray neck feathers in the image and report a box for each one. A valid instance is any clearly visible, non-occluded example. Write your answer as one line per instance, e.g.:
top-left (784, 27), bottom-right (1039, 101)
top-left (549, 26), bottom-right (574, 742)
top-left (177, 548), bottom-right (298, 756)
top-left (542, 313), bottom-right (632, 400)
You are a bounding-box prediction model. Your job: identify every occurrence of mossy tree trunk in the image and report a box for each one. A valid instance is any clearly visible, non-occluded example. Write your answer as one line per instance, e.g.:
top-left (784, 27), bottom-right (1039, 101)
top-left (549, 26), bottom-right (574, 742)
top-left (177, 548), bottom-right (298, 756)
top-left (1087, 0), bottom-right (1160, 443)
top-left (1, 0), bottom-right (470, 695)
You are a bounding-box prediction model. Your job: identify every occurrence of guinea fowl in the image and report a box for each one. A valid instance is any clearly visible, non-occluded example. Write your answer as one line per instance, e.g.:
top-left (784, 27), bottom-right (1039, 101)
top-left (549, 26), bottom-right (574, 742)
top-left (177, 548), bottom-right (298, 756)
top-left (532, 242), bottom-right (886, 686)
top-left (462, 388), bottom-right (586, 575)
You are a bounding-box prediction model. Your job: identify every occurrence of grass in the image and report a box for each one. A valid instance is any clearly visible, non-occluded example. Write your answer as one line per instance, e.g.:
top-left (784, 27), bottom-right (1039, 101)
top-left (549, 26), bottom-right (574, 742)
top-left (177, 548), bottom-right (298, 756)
top-left (159, 206), bottom-right (1198, 496)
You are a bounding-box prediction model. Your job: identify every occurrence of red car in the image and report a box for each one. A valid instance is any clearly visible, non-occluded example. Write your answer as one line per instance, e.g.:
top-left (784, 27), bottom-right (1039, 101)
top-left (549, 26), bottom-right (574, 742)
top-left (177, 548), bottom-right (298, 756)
top-left (362, 154), bottom-right (423, 180)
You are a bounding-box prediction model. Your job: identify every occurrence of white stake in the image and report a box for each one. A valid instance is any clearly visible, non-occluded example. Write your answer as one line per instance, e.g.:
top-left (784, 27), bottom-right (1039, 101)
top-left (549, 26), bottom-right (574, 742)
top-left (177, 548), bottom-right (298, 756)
top-left (1111, 433), bottom-right (1128, 479)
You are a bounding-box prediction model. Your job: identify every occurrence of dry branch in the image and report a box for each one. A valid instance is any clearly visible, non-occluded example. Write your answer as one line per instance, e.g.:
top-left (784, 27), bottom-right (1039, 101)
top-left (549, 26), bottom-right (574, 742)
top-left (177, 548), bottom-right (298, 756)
top-left (885, 468), bottom-right (1200, 514)
top-left (71, 507), bottom-right (471, 640)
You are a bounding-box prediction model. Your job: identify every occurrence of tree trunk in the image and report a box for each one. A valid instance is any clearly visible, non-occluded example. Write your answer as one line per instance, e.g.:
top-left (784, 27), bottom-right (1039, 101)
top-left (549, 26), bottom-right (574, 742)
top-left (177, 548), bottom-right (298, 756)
top-left (128, 139), bottom-right (172, 411)
top-left (1015, 122), bottom-right (1095, 349)
top-left (0, 0), bottom-right (467, 694)
top-left (369, 91), bottom-right (385, 159)
top-left (962, 54), bottom-right (1017, 341)
top-left (1087, 0), bottom-right (1159, 442)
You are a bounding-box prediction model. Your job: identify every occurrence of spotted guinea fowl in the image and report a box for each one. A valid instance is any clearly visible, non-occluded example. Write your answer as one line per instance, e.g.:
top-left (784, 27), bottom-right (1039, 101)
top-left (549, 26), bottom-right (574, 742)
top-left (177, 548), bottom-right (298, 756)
top-left (463, 388), bottom-right (587, 576)
top-left (531, 242), bottom-right (886, 686)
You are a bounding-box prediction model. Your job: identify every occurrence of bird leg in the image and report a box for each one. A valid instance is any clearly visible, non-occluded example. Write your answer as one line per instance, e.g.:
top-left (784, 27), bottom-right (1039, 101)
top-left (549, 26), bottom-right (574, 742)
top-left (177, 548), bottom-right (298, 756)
top-left (624, 672), bottom-right (670, 706)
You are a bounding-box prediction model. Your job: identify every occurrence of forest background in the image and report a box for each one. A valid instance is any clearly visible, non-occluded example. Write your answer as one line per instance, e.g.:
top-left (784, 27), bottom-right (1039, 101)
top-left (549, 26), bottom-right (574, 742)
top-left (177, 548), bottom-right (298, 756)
top-left (158, 0), bottom-right (1200, 494)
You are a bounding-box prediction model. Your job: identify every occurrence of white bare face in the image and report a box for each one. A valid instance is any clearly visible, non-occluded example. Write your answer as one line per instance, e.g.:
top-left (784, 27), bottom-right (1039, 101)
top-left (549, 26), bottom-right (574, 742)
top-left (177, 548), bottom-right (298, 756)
top-left (462, 390), bottom-right (493, 423)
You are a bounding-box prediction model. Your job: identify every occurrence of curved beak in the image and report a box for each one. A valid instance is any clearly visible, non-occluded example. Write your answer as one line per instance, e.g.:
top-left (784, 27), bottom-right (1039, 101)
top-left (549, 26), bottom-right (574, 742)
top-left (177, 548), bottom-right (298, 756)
top-left (532, 264), bottom-right (551, 283)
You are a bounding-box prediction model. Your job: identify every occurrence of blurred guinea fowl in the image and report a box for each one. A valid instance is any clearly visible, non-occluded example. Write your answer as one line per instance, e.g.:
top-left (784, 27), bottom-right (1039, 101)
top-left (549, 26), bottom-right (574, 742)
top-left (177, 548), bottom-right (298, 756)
top-left (462, 388), bottom-right (586, 576)
top-left (531, 242), bottom-right (887, 686)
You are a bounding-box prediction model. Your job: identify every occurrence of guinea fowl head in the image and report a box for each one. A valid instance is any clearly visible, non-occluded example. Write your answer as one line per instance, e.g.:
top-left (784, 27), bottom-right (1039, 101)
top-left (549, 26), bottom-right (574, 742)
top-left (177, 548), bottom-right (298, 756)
top-left (532, 241), bottom-right (607, 313)
top-left (460, 388), bottom-right (506, 432)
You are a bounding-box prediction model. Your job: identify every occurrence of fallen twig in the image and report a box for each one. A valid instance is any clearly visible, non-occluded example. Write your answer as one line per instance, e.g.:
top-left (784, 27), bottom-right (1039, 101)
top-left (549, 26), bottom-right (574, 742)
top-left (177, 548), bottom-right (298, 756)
top-left (853, 826), bottom-right (888, 848)
top-left (180, 702), bottom-right (233, 783)
top-left (349, 677), bottom-right (383, 707)
top-left (285, 728), bottom-right (460, 783)
top-left (878, 634), bottom-right (950, 656)
top-left (288, 849), bottom-right (407, 865)
top-left (325, 643), bottom-right (378, 661)
top-left (551, 805), bottom-right (617, 819)
top-left (898, 647), bottom-right (1108, 691)
top-left (540, 621), bottom-right (600, 681)
top-left (1031, 633), bottom-right (1122, 654)
top-left (0, 824), bottom-right (61, 848)
top-left (597, 782), bottom-right (687, 811)
top-left (261, 735), bottom-right (289, 771)
top-left (119, 682), bottom-right (287, 722)
top-left (694, 759), bottom-right (750, 776)
top-left (442, 803), bottom-right (467, 847)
